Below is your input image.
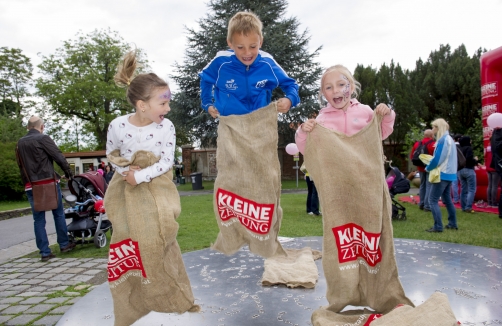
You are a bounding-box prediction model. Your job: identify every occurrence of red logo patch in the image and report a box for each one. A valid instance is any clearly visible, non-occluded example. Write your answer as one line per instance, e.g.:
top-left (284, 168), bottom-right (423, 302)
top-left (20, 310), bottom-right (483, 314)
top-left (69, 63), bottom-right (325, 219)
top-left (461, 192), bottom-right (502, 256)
top-left (332, 223), bottom-right (382, 267)
top-left (107, 239), bottom-right (146, 282)
top-left (364, 313), bottom-right (383, 325)
top-left (216, 188), bottom-right (274, 235)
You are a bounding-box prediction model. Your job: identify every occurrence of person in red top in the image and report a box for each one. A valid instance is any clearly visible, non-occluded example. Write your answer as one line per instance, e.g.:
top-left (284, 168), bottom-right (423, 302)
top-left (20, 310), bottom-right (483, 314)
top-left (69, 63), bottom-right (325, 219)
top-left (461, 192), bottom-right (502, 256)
top-left (410, 129), bottom-right (436, 211)
top-left (485, 142), bottom-right (500, 208)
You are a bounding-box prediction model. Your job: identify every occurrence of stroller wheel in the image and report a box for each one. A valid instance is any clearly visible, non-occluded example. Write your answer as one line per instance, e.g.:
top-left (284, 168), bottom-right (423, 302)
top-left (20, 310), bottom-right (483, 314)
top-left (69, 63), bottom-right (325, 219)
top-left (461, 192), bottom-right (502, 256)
top-left (94, 230), bottom-right (107, 248)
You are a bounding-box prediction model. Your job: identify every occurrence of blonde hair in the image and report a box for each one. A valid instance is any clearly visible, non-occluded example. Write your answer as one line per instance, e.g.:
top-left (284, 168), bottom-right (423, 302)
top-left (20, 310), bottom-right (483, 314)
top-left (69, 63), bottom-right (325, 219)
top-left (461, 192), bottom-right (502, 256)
top-left (431, 118), bottom-right (449, 140)
top-left (318, 65), bottom-right (361, 106)
top-left (114, 50), bottom-right (168, 108)
top-left (227, 11), bottom-right (263, 42)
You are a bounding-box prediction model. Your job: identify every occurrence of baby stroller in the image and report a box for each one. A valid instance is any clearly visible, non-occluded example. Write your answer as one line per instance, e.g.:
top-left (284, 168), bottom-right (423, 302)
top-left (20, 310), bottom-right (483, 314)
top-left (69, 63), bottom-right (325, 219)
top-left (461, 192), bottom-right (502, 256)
top-left (64, 171), bottom-right (112, 248)
top-left (386, 165), bottom-right (410, 221)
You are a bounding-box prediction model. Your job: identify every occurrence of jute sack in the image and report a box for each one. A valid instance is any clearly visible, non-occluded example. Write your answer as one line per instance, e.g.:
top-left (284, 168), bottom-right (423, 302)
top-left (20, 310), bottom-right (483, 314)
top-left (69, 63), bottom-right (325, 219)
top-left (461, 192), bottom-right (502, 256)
top-left (212, 103), bottom-right (286, 258)
top-left (312, 292), bottom-right (458, 326)
top-left (105, 150), bottom-right (199, 326)
top-left (261, 248), bottom-right (320, 288)
top-left (305, 115), bottom-right (414, 322)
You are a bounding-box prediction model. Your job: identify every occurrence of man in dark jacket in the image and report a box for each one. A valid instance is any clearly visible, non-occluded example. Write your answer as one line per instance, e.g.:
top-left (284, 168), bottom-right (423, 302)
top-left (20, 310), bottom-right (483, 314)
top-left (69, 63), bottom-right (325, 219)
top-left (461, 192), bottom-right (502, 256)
top-left (458, 136), bottom-right (478, 213)
top-left (490, 128), bottom-right (502, 218)
top-left (16, 116), bottom-right (76, 261)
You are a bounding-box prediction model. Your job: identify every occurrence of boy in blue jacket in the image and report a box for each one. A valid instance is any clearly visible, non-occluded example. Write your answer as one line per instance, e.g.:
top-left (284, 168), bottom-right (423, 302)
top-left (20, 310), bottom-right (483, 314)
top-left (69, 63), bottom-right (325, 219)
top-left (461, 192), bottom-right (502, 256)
top-left (199, 11), bottom-right (300, 117)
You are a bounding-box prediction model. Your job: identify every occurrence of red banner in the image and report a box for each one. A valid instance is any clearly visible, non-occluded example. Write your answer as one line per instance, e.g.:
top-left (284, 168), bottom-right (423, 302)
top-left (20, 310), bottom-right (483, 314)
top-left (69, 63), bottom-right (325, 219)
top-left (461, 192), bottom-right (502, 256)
top-left (108, 239), bottom-right (146, 282)
top-left (332, 223), bottom-right (382, 267)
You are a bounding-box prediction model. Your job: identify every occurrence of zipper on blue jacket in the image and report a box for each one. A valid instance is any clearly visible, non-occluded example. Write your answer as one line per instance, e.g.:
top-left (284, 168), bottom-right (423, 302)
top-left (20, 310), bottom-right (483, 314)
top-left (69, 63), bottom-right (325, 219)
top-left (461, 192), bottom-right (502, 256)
top-left (246, 65), bottom-right (250, 111)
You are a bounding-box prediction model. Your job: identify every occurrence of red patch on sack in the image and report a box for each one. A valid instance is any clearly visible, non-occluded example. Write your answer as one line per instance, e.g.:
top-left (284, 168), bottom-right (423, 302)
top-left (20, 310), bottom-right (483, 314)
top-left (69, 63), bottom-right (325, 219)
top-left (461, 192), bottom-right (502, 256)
top-left (107, 239), bottom-right (147, 282)
top-left (332, 223), bottom-right (382, 267)
top-left (364, 313), bottom-right (383, 325)
top-left (216, 188), bottom-right (274, 235)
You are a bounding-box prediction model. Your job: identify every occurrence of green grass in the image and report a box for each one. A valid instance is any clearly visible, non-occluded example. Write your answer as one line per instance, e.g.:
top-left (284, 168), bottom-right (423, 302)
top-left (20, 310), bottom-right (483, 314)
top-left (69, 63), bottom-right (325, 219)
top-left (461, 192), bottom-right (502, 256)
top-left (22, 192), bottom-right (502, 260)
top-left (0, 200), bottom-right (30, 211)
top-left (176, 179), bottom-right (307, 192)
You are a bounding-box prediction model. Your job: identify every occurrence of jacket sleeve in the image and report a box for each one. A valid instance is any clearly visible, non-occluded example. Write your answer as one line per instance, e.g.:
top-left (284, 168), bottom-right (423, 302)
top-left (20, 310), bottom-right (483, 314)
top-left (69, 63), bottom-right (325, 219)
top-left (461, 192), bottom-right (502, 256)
top-left (380, 110), bottom-right (395, 140)
top-left (41, 135), bottom-right (72, 178)
top-left (268, 59), bottom-right (300, 108)
top-left (199, 59), bottom-right (218, 111)
top-left (295, 126), bottom-right (308, 154)
top-left (425, 138), bottom-right (445, 172)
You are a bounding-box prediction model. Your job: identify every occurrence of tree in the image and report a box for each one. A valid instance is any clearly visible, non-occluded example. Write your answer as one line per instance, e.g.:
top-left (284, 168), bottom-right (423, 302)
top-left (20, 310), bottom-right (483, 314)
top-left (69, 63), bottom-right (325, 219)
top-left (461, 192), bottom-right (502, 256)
top-left (169, 0), bottom-right (322, 147)
top-left (410, 44), bottom-right (483, 135)
top-left (36, 29), bottom-right (147, 149)
top-left (0, 47), bottom-right (33, 113)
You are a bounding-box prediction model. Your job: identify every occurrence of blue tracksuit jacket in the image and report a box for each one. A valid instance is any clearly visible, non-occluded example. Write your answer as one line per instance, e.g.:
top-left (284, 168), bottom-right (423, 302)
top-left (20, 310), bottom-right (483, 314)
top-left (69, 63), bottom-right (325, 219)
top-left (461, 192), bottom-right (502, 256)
top-left (199, 50), bottom-right (300, 116)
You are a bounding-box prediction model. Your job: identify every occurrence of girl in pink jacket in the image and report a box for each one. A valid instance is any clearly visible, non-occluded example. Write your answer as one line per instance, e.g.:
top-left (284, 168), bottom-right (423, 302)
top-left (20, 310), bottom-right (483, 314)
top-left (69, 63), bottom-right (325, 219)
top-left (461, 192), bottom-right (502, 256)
top-left (295, 65), bottom-right (395, 154)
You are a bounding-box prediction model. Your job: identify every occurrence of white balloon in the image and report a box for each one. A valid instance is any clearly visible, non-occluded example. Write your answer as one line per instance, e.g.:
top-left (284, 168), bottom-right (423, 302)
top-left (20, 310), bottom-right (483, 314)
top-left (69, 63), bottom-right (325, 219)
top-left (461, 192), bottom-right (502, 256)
top-left (487, 113), bottom-right (502, 128)
top-left (285, 143), bottom-right (299, 155)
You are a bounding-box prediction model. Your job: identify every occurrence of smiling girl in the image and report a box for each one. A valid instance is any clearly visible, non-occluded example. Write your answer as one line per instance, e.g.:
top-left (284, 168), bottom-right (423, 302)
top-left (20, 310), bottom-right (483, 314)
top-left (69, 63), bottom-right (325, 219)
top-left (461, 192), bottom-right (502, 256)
top-left (107, 50), bottom-right (175, 186)
top-left (295, 64), bottom-right (394, 153)
top-left (105, 50), bottom-right (198, 324)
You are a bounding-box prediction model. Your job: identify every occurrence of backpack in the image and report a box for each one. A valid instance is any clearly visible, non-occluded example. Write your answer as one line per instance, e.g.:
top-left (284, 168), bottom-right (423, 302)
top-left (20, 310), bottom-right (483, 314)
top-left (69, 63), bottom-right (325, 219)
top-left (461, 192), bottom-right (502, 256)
top-left (456, 145), bottom-right (466, 171)
top-left (411, 140), bottom-right (433, 167)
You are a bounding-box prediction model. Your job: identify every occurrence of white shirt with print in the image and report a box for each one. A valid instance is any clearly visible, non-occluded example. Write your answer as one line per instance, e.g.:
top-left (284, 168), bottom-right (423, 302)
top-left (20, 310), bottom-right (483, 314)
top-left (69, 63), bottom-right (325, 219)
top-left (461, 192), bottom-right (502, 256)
top-left (106, 114), bottom-right (176, 184)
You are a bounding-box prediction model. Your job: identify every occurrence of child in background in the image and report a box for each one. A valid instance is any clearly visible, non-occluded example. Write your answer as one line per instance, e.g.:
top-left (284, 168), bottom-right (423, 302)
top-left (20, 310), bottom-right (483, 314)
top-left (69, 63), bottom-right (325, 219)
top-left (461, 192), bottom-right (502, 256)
top-left (105, 50), bottom-right (198, 325)
top-left (199, 11), bottom-right (300, 117)
top-left (296, 64), bottom-right (394, 150)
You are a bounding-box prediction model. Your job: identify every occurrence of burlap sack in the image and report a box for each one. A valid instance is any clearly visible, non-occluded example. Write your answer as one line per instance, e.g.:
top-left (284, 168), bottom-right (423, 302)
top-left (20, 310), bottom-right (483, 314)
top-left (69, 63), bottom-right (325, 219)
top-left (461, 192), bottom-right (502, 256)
top-left (305, 115), bottom-right (414, 322)
top-left (105, 150), bottom-right (199, 326)
top-left (261, 248), bottom-right (320, 288)
top-left (211, 103), bottom-right (286, 258)
top-left (312, 292), bottom-right (458, 326)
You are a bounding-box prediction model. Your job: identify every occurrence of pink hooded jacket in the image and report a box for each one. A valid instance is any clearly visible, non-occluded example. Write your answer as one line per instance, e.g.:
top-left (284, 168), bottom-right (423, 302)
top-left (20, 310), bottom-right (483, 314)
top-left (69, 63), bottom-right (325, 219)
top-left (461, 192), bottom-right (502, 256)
top-left (295, 99), bottom-right (395, 154)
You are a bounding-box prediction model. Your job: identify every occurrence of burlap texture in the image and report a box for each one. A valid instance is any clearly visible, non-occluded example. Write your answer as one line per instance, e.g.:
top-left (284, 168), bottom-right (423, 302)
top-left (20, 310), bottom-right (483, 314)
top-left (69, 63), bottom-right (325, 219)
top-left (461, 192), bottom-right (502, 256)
top-left (211, 103), bottom-right (286, 258)
top-left (312, 292), bottom-right (458, 326)
top-left (105, 150), bottom-right (199, 326)
top-left (305, 115), bottom-right (413, 320)
top-left (261, 248), bottom-right (320, 288)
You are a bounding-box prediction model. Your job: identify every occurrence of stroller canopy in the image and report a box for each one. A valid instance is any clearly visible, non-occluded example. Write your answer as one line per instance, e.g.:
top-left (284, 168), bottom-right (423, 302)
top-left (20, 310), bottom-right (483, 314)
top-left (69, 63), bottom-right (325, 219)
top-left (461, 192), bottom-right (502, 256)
top-left (387, 166), bottom-right (410, 197)
top-left (69, 171), bottom-right (107, 201)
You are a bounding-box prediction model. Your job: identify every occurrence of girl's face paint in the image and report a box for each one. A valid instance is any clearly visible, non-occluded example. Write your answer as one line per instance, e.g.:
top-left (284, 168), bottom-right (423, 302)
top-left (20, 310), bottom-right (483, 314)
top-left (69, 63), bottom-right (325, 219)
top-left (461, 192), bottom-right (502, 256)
top-left (159, 89), bottom-right (172, 101)
top-left (322, 71), bottom-right (353, 110)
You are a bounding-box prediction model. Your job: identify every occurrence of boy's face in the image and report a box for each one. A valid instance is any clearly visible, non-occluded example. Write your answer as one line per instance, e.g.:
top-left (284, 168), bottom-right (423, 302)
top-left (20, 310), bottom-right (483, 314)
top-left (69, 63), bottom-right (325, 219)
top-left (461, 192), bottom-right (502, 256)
top-left (322, 71), bottom-right (353, 110)
top-left (227, 32), bottom-right (262, 66)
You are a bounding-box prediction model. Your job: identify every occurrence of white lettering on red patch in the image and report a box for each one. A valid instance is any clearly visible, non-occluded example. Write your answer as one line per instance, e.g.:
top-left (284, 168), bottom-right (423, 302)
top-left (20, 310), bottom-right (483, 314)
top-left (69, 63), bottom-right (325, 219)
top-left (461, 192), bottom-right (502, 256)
top-left (332, 223), bottom-right (382, 267)
top-left (216, 188), bottom-right (274, 235)
top-left (482, 82), bottom-right (498, 99)
top-left (107, 239), bottom-right (146, 282)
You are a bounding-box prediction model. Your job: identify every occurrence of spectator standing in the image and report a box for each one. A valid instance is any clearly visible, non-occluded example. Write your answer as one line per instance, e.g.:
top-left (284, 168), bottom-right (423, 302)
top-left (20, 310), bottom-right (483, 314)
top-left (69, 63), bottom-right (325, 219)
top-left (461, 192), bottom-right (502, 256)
top-left (104, 164), bottom-right (114, 184)
top-left (300, 163), bottom-right (320, 216)
top-left (425, 118), bottom-right (458, 232)
top-left (490, 128), bottom-right (502, 218)
top-left (458, 136), bottom-right (478, 213)
top-left (451, 134), bottom-right (462, 203)
top-left (410, 129), bottom-right (435, 211)
top-left (485, 144), bottom-right (500, 208)
top-left (15, 116), bottom-right (76, 261)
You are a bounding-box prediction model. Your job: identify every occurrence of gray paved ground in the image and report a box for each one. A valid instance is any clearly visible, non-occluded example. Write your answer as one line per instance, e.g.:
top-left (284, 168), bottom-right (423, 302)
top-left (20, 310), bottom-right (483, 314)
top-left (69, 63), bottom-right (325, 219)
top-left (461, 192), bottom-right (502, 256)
top-left (0, 257), bottom-right (107, 326)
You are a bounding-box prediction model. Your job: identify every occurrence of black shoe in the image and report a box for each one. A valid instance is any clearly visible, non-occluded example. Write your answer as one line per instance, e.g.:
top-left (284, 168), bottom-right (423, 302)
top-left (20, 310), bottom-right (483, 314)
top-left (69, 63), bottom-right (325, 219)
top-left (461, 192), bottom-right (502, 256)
top-left (41, 253), bottom-right (56, 262)
top-left (61, 242), bottom-right (76, 253)
top-left (419, 205), bottom-right (424, 210)
top-left (445, 225), bottom-right (458, 230)
top-left (423, 208), bottom-right (431, 212)
top-left (426, 227), bottom-right (442, 233)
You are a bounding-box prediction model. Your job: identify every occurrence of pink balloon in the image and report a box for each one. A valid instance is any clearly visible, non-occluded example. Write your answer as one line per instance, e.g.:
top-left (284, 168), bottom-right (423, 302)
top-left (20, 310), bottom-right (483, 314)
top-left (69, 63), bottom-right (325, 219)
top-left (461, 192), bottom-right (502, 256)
top-left (285, 143), bottom-right (299, 155)
top-left (487, 113), bottom-right (502, 128)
